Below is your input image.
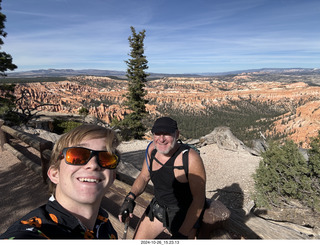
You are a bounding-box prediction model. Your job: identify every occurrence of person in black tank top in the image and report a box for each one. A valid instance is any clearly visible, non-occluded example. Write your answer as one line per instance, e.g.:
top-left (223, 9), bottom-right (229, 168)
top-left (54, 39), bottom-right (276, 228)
top-left (118, 117), bottom-right (206, 239)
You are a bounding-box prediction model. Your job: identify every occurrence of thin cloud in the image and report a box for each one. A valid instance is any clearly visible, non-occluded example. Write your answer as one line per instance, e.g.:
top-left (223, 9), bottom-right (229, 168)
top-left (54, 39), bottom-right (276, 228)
top-left (2, 0), bottom-right (320, 73)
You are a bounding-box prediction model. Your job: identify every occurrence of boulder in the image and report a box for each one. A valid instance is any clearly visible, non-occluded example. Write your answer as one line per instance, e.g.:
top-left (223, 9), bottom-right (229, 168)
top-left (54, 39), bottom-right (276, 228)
top-left (199, 127), bottom-right (250, 152)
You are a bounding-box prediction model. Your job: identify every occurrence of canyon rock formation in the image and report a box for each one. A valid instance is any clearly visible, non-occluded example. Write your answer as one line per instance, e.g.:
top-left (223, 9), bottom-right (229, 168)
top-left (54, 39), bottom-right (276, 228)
top-left (9, 73), bottom-right (320, 148)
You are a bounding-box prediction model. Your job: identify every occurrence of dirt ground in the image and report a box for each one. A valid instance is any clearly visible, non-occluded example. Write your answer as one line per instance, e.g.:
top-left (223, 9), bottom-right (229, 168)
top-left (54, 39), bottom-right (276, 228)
top-left (0, 150), bottom-right (49, 235)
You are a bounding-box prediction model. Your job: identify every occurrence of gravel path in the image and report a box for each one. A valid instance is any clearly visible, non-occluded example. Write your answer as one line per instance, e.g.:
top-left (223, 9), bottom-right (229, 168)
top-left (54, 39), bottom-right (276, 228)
top-left (0, 150), bottom-right (49, 234)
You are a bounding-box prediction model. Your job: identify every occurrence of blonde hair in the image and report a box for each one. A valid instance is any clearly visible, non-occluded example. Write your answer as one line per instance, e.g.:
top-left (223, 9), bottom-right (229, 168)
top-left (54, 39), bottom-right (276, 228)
top-left (47, 124), bottom-right (121, 194)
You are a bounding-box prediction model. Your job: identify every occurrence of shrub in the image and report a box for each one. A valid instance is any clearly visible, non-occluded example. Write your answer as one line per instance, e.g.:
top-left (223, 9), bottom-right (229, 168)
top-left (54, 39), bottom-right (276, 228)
top-left (306, 132), bottom-right (320, 211)
top-left (52, 119), bottom-right (82, 134)
top-left (308, 131), bottom-right (320, 176)
top-left (78, 107), bottom-right (89, 116)
top-left (111, 114), bottom-right (146, 141)
top-left (253, 139), bottom-right (320, 211)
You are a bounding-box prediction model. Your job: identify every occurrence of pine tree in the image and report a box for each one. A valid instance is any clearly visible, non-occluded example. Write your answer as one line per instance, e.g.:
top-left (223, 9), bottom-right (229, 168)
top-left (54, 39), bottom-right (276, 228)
top-left (308, 131), bottom-right (320, 176)
top-left (116, 26), bottom-right (149, 140)
top-left (0, 0), bottom-right (18, 121)
top-left (307, 132), bottom-right (320, 211)
top-left (253, 139), bottom-right (319, 211)
top-left (0, 0), bottom-right (17, 76)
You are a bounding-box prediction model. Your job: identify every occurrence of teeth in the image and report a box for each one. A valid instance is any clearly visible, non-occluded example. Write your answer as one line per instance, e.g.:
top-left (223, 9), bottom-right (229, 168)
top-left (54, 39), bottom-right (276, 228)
top-left (79, 178), bottom-right (99, 183)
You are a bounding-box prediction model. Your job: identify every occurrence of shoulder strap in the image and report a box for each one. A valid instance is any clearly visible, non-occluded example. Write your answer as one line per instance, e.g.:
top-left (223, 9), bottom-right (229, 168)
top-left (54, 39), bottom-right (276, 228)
top-left (150, 145), bottom-right (182, 169)
top-left (145, 141), bottom-right (153, 172)
top-left (182, 148), bottom-right (189, 180)
top-left (179, 140), bottom-right (200, 180)
top-left (146, 141), bottom-right (190, 179)
top-left (149, 148), bottom-right (158, 170)
top-left (177, 139), bottom-right (189, 178)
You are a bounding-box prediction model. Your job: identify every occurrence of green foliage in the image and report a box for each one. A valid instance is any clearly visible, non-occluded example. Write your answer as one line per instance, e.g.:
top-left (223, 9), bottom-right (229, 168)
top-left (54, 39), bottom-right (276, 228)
top-left (253, 139), bottom-right (320, 212)
top-left (0, 83), bottom-right (17, 120)
top-left (0, 1), bottom-right (18, 123)
top-left (0, 52), bottom-right (18, 75)
top-left (78, 106), bottom-right (89, 116)
top-left (306, 132), bottom-right (320, 210)
top-left (111, 113), bottom-right (146, 141)
top-left (52, 119), bottom-right (82, 134)
top-left (0, 77), bottom-right (67, 84)
top-left (155, 98), bottom-right (285, 145)
top-left (308, 131), bottom-right (320, 176)
top-left (0, 0), bottom-right (17, 76)
top-left (117, 26), bottom-right (149, 140)
top-left (0, 83), bottom-right (15, 108)
top-left (88, 98), bottom-right (116, 107)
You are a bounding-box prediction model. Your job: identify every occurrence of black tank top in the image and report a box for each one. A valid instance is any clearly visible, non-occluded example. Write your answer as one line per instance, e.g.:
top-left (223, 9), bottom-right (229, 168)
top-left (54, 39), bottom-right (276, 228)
top-left (150, 144), bottom-right (193, 209)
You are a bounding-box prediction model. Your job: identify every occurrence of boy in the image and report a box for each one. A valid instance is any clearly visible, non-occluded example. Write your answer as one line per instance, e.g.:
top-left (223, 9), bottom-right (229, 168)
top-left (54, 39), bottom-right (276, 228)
top-left (1, 124), bottom-right (120, 239)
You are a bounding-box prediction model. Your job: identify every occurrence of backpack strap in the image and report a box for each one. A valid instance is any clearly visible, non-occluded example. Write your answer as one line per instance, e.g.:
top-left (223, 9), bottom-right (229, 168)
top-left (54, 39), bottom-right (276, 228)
top-left (145, 141), bottom-right (153, 172)
top-left (177, 139), bottom-right (190, 179)
top-left (182, 148), bottom-right (189, 180)
top-left (146, 141), bottom-right (190, 180)
top-left (149, 148), bottom-right (157, 170)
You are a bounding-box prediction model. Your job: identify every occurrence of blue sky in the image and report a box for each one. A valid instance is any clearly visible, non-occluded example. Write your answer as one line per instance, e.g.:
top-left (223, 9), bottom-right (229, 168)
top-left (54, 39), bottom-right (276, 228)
top-left (2, 0), bottom-right (320, 74)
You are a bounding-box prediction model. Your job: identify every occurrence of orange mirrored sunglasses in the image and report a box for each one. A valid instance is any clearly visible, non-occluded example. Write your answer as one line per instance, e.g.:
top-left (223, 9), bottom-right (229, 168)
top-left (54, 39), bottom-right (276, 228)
top-left (61, 147), bottom-right (120, 169)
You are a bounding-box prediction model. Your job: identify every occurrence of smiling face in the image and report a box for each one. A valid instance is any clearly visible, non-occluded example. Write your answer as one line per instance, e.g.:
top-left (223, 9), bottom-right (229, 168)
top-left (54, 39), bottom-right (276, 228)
top-left (153, 131), bottom-right (179, 155)
top-left (48, 137), bottom-right (116, 209)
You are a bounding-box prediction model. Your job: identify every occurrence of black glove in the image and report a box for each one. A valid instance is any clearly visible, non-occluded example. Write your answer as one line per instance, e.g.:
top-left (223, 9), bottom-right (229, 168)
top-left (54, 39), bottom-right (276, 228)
top-left (119, 195), bottom-right (136, 222)
top-left (171, 232), bottom-right (188, 239)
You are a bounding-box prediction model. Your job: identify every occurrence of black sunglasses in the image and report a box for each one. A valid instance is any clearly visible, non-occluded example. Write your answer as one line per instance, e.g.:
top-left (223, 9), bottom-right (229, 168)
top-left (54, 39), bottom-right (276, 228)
top-left (61, 147), bottom-right (120, 169)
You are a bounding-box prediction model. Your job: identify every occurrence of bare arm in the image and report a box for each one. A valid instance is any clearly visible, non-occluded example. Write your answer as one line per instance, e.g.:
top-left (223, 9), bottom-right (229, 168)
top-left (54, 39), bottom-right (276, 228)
top-left (129, 157), bottom-right (151, 198)
top-left (118, 146), bottom-right (152, 221)
top-left (178, 149), bottom-right (206, 236)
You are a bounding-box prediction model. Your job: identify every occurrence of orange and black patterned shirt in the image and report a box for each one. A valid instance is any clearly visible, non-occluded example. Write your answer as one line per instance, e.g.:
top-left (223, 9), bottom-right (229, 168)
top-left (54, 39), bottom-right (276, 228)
top-left (0, 198), bottom-right (117, 239)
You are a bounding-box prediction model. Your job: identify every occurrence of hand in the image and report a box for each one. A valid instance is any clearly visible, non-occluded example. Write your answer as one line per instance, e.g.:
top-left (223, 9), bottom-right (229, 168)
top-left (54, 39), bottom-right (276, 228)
top-left (118, 196), bottom-right (136, 223)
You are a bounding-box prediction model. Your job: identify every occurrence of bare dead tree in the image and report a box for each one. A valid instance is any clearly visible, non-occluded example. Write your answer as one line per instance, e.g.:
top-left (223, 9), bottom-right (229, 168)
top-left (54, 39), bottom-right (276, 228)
top-left (14, 89), bottom-right (57, 124)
